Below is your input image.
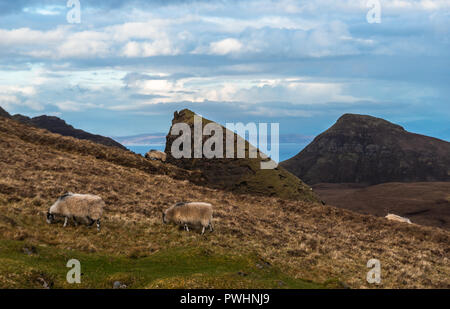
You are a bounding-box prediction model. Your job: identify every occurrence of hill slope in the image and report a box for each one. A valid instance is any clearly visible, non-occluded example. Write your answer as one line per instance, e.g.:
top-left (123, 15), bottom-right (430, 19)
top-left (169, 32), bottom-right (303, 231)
top-left (0, 115), bottom-right (202, 184)
top-left (0, 116), bottom-right (449, 288)
top-left (313, 182), bottom-right (450, 230)
top-left (0, 106), bottom-right (10, 118)
top-left (280, 114), bottom-right (450, 185)
top-left (164, 109), bottom-right (318, 202)
top-left (0, 106), bottom-right (126, 150)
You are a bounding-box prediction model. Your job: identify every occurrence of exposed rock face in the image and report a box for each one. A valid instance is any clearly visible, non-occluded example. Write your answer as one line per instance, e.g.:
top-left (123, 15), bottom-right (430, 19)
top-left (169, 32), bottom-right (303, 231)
top-left (165, 109), bottom-right (318, 202)
top-left (10, 113), bottom-right (126, 150)
top-left (280, 114), bottom-right (450, 184)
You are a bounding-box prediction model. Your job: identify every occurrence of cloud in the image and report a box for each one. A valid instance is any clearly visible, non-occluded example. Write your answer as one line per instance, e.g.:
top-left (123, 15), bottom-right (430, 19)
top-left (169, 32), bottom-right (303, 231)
top-left (121, 39), bottom-right (177, 58)
top-left (0, 84), bottom-right (43, 110)
top-left (53, 101), bottom-right (100, 112)
top-left (209, 38), bottom-right (243, 55)
top-left (123, 72), bottom-right (194, 84)
top-left (1, 0), bottom-right (448, 64)
top-left (232, 79), bottom-right (364, 104)
top-left (0, 27), bottom-right (65, 46)
top-left (0, 0), bottom-right (448, 140)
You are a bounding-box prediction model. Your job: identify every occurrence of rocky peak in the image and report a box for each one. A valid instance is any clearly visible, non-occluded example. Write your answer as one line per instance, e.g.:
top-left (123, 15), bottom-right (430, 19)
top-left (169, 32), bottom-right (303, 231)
top-left (165, 109), bottom-right (319, 202)
top-left (280, 114), bottom-right (450, 184)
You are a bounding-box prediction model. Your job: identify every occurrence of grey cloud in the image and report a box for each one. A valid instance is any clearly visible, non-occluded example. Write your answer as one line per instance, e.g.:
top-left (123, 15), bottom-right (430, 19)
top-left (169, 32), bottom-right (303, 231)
top-left (123, 72), bottom-right (195, 85)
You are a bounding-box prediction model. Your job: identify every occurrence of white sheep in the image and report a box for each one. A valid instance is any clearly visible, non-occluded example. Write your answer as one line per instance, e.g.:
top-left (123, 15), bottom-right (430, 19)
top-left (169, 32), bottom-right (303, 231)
top-left (46, 193), bottom-right (104, 231)
top-left (385, 213), bottom-right (412, 224)
top-left (145, 150), bottom-right (167, 162)
top-left (162, 202), bottom-right (214, 235)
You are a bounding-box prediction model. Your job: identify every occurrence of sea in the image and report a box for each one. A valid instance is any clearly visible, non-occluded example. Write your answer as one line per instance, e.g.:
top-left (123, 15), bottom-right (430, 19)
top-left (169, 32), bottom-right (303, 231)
top-left (127, 143), bottom-right (307, 163)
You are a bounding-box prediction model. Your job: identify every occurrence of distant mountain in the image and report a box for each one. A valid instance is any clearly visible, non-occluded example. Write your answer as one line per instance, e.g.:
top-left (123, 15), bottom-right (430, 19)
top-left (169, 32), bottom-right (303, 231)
top-left (0, 106), bottom-right (126, 150)
top-left (280, 114), bottom-right (450, 185)
top-left (164, 109), bottom-right (318, 202)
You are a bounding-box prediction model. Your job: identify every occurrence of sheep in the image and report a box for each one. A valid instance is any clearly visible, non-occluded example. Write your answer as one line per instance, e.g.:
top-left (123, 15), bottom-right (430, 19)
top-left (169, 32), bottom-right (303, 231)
top-left (46, 193), bottom-right (104, 231)
top-left (162, 202), bottom-right (214, 235)
top-left (145, 150), bottom-right (167, 162)
top-left (385, 213), bottom-right (412, 224)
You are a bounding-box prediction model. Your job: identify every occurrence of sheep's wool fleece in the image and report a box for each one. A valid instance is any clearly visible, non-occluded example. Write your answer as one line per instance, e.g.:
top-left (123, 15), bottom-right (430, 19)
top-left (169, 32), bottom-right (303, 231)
top-left (50, 194), bottom-right (104, 220)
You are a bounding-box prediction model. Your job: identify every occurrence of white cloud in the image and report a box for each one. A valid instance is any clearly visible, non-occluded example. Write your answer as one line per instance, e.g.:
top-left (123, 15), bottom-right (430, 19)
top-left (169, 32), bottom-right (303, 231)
top-left (0, 84), bottom-right (43, 111)
top-left (0, 85), bottom-right (36, 96)
top-left (0, 94), bottom-right (20, 105)
top-left (0, 27), bottom-right (65, 46)
top-left (209, 38), bottom-right (243, 55)
top-left (23, 5), bottom-right (63, 16)
top-left (231, 79), bottom-right (364, 105)
top-left (55, 30), bottom-right (111, 58)
top-left (118, 73), bottom-right (367, 108)
top-left (0, 21), bottom-right (182, 59)
top-left (121, 39), bottom-right (177, 58)
top-left (122, 41), bottom-right (141, 58)
top-left (1, 0), bottom-right (447, 62)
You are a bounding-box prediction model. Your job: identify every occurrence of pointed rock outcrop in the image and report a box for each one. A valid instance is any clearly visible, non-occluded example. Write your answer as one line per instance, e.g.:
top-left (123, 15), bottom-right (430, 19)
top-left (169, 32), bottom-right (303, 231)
top-left (165, 109), bottom-right (318, 202)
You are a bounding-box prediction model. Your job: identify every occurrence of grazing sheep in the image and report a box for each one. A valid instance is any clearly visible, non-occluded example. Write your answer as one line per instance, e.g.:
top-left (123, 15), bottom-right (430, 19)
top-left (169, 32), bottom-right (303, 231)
top-left (162, 202), bottom-right (213, 235)
top-left (385, 213), bottom-right (412, 224)
top-left (46, 193), bottom-right (104, 231)
top-left (145, 150), bottom-right (167, 162)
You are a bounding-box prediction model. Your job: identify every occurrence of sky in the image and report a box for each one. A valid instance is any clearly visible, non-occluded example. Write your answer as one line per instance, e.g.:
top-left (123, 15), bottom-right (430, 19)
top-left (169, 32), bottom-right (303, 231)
top-left (0, 0), bottom-right (449, 140)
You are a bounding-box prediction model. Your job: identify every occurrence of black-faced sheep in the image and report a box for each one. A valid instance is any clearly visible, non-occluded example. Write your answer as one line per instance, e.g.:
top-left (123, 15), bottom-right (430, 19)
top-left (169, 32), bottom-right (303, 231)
top-left (145, 150), bottom-right (167, 162)
top-left (46, 193), bottom-right (104, 231)
top-left (162, 202), bottom-right (214, 235)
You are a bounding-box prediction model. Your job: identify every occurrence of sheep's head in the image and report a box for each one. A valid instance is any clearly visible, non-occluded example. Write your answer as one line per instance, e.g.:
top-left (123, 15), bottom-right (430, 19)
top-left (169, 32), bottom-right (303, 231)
top-left (46, 212), bottom-right (55, 224)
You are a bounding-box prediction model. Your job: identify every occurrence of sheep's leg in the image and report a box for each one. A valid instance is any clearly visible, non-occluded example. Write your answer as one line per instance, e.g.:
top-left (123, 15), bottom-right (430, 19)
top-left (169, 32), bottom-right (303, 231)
top-left (96, 219), bottom-right (101, 231)
top-left (72, 217), bottom-right (78, 226)
top-left (201, 226), bottom-right (205, 235)
top-left (63, 217), bottom-right (68, 227)
top-left (184, 224), bottom-right (189, 232)
top-left (209, 222), bottom-right (214, 232)
top-left (87, 217), bottom-right (95, 227)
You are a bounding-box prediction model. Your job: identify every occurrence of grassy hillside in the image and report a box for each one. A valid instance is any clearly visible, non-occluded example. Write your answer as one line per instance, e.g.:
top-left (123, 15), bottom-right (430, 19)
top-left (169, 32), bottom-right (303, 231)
top-left (0, 240), bottom-right (325, 289)
top-left (0, 116), bottom-right (449, 288)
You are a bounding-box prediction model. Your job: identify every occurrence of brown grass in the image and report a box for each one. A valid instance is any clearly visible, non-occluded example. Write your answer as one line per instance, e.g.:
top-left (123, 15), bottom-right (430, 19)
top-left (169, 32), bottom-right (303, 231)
top-left (313, 182), bottom-right (450, 230)
top-left (0, 117), bottom-right (449, 288)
